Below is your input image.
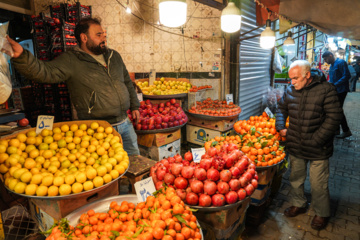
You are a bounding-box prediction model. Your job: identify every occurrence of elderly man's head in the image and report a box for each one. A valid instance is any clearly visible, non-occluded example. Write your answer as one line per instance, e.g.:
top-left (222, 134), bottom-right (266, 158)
top-left (289, 60), bottom-right (312, 90)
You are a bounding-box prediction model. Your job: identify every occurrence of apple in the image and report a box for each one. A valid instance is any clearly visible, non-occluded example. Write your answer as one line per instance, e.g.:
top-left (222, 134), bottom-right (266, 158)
top-left (159, 103), bottom-right (165, 108)
top-left (158, 107), bottom-right (164, 113)
top-left (145, 99), bottom-right (151, 105)
top-left (146, 104), bottom-right (152, 109)
top-left (155, 124), bottom-right (162, 129)
top-left (149, 118), bottom-right (155, 126)
top-left (136, 124), bottom-right (142, 130)
top-left (165, 101), bottom-right (171, 107)
top-left (155, 116), bottom-right (162, 124)
top-left (168, 122), bottom-right (174, 128)
top-left (174, 103), bottom-right (180, 107)
top-left (173, 121), bottom-right (179, 126)
top-left (140, 101), bottom-right (146, 106)
top-left (148, 124), bottom-right (155, 130)
top-left (162, 116), bottom-right (169, 123)
top-left (161, 122), bottom-right (168, 128)
top-left (169, 116), bottom-right (175, 122)
top-left (141, 125), bottom-right (148, 130)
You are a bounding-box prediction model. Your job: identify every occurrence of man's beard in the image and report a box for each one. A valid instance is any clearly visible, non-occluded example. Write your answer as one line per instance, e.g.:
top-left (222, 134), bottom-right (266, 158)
top-left (86, 39), bottom-right (107, 55)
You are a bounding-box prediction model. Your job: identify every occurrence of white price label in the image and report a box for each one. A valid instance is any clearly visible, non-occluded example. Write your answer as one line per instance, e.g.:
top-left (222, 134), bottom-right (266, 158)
top-left (191, 148), bottom-right (206, 163)
top-left (149, 69), bottom-right (156, 86)
top-left (137, 93), bottom-right (143, 102)
top-left (36, 115), bottom-right (54, 135)
top-left (226, 94), bottom-right (233, 104)
top-left (134, 177), bottom-right (157, 202)
top-left (264, 107), bottom-right (274, 118)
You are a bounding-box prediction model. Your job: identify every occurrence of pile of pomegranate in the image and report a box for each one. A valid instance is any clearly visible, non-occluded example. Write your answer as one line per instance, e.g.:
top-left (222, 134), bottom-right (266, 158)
top-left (128, 99), bottom-right (188, 131)
top-left (150, 144), bottom-right (258, 207)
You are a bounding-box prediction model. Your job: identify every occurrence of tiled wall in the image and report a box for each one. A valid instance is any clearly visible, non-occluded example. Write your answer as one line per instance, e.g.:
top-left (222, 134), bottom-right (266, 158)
top-left (34, 0), bottom-right (223, 73)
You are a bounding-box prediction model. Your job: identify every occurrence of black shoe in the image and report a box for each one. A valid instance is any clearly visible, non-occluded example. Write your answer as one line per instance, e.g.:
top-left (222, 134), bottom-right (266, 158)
top-left (311, 215), bottom-right (330, 230)
top-left (336, 131), bottom-right (352, 139)
top-left (284, 206), bottom-right (307, 217)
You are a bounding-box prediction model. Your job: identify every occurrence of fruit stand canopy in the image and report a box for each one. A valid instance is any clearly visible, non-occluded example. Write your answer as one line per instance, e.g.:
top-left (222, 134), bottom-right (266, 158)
top-left (257, 0), bottom-right (360, 40)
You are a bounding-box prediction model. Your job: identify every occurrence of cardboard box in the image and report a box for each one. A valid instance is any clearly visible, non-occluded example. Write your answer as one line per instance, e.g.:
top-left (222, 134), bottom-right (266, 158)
top-left (29, 201), bottom-right (57, 232)
top-left (257, 166), bottom-right (277, 185)
top-left (140, 139), bottom-right (181, 161)
top-left (186, 115), bottom-right (235, 131)
top-left (186, 124), bottom-right (232, 145)
top-left (137, 129), bottom-right (181, 147)
top-left (251, 182), bottom-right (271, 206)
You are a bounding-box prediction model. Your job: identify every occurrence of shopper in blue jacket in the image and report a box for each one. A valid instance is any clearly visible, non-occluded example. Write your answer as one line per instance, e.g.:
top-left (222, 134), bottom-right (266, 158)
top-left (322, 51), bottom-right (351, 139)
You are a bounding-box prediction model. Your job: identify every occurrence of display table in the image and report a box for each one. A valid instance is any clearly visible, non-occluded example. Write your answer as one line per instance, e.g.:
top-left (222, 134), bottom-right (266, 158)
top-left (124, 155), bottom-right (156, 193)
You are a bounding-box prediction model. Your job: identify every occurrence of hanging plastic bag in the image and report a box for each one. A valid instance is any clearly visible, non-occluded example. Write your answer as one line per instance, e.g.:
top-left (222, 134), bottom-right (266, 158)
top-left (0, 22), bottom-right (14, 57)
top-left (0, 52), bottom-right (12, 104)
top-left (273, 49), bottom-right (284, 74)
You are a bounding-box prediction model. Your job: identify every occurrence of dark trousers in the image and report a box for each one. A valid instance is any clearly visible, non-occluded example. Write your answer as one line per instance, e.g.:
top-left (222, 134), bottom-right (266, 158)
top-left (338, 92), bottom-right (350, 132)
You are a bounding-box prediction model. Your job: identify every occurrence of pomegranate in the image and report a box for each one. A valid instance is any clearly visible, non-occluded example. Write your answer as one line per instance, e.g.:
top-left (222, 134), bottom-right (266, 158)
top-left (212, 194), bottom-right (226, 207)
top-left (245, 183), bottom-right (255, 196)
top-left (243, 171), bottom-right (253, 181)
top-left (229, 167), bottom-right (241, 179)
top-left (194, 168), bottom-right (207, 181)
top-left (174, 177), bottom-right (188, 189)
top-left (185, 187), bottom-right (192, 193)
top-left (248, 162), bottom-right (256, 170)
top-left (204, 181), bottom-right (217, 195)
top-left (170, 163), bottom-right (183, 176)
top-left (155, 181), bottom-right (164, 190)
top-left (199, 158), bottom-right (213, 170)
top-left (168, 157), bottom-right (175, 163)
top-left (217, 181), bottom-right (230, 194)
top-left (164, 173), bottom-right (175, 185)
top-left (225, 191), bottom-right (238, 204)
top-left (251, 179), bottom-right (258, 189)
top-left (239, 176), bottom-right (248, 187)
top-left (199, 194), bottom-right (212, 207)
top-left (176, 189), bottom-right (187, 200)
top-left (226, 143), bottom-right (238, 152)
top-left (160, 159), bottom-right (170, 169)
top-left (229, 179), bottom-right (241, 191)
top-left (190, 180), bottom-right (204, 194)
top-left (207, 147), bottom-right (218, 157)
top-left (181, 166), bottom-right (194, 179)
top-left (174, 154), bottom-right (183, 163)
top-left (220, 170), bottom-right (232, 182)
top-left (156, 167), bottom-right (167, 181)
top-left (184, 151), bottom-right (193, 161)
top-left (186, 192), bottom-right (199, 205)
top-left (237, 188), bottom-right (247, 200)
top-left (247, 168), bottom-right (256, 177)
top-left (207, 168), bottom-right (220, 182)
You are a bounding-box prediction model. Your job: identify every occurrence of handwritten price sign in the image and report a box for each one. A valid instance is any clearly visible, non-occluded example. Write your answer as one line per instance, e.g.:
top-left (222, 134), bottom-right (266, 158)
top-left (191, 148), bottom-right (206, 163)
top-left (36, 115), bottom-right (54, 135)
top-left (134, 177), bottom-right (156, 202)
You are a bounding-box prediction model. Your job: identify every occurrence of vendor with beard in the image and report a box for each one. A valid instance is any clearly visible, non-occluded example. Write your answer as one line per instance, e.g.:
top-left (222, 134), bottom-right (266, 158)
top-left (3, 18), bottom-right (140, 155)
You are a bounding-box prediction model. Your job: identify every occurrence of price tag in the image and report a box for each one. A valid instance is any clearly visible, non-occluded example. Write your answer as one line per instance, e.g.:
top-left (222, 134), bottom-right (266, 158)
top-left (264, 107), bottom-right (274, 118)
top-left (36, 115), bottom-right (54, 135)
top-left (137, 93), bottom-right (143, 102)
top-left (226, 94), bottom-right (233, 104)
top-left (149, 69), bottom-right (156, 86)
top-left (134, 177), bottom-right (157, 202)
top-left (191, 148), bottom-right (206, 163)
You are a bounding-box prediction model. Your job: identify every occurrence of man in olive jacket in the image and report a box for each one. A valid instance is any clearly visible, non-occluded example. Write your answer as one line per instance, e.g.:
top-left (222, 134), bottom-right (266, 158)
top-left (276, 60), bottom-right (342, 230)
top-left (4, 18), bottom-right (140, 155)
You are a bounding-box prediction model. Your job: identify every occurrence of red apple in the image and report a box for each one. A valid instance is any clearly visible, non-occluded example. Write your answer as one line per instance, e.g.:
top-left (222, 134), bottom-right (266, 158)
top-left (170, 99), bottom-right (176, 104)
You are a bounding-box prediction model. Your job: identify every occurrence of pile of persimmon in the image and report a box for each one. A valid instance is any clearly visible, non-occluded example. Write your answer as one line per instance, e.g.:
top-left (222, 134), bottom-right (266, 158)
top-left (188, 85), bottom-right (212, 92)
top-left (188, 98), bottom-right (241, 117)
top-left (205, 112), bottom-right (286, 167)
top-left (46, 187), bottom-right (202, 240)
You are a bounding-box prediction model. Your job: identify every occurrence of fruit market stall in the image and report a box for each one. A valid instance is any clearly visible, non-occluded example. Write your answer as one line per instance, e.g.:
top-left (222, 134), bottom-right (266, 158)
top-left (0, 120), bottom-right (130, 231)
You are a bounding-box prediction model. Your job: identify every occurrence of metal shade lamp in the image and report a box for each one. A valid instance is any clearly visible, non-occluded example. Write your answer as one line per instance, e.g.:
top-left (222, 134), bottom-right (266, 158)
top-left (159, 0), bottom-right (187, 28)
top-left (283, 31), bottom-right (295, 54)
top-left (260, 19), bottom-right (275, 49)
top-left (221, 2), bottom-right (241, 33)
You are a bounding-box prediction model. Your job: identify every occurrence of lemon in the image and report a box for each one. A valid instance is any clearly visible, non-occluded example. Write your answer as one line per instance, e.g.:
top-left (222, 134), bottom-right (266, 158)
top-left (110, 169), bottom-right (120, 179)
top-left (20, 171), bottom-right (32, 183)
top-left (72, 182), bottom-right (83, 194)
top-left (42, 175), bottom-right (54, 186)
top-left (93, 176), bottom-right (104, 188)
top-left (25, 184), bottom-right (38, 196)
top-left (65, 174), bottom-right (75, 185)
top-left (104, 163), bottom-right (113, 173)
top-left (114, 165), bottom-right (125, 175)
top-left (83, 181), bottom-right (94, 191)
top-left (96, 166), bottom-right (107, 177)
top-left (8, 178), bottom-right (19, 190)
top-left (31, 174), bottom-right (43, 185)
top-left (9, 166), bottom-right (19, 176)
top-left (59, 184), bottom-right (71, 195)
top-left (103, 174), bottom-right (112, 184)
top-left (30, 168), bottom-right (40, 175)
top-left (14, 182), bottom-right (26, 194)
top-left (48, 165), bottom-right (58, 174)
top-left (58, 139), bottom-right (67, 148)
top-left (76, 172), bottom-right (87, 183)
top-left (61, 124), bottom-right (69, 132)
top-left (38, 143), bottom-right (49, 151)
top-left (43, 136), bottom-right (54, 144)
top-left (13, 168), bottom-right (27, 179)
top-left (36, 185), bottom-right (48, 196)
top-left (40, 129), bottom-right (50, 137)
top-left (85, 168), bottom-right (96, 180)
top-left (48, 186), bottom-right (59, 196)
top-left (90, 122), bottom-right (99, 130)
top-left (24, 158), bottom-right (36, 169)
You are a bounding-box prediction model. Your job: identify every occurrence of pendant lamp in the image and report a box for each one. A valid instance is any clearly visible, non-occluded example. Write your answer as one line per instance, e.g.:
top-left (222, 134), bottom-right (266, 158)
top-left (260, 19), bottom-right (275, 49)
top-left (159, 0), bottom-right (187, 28)
top-left (283, 31), bottom-right (295, 54)
top-left (221, 2), bottom-right (241, 33)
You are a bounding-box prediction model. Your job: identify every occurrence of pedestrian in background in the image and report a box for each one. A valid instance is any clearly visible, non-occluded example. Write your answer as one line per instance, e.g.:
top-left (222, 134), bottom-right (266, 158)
top-left (276, 60), bottom-right (342, 230)
top-left (348, 63), bottom-right (357, 92)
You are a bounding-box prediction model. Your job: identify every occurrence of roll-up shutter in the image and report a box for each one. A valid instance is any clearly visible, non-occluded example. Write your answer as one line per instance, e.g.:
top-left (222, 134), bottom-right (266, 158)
top-left (238, 0), bottom-right (272, 120)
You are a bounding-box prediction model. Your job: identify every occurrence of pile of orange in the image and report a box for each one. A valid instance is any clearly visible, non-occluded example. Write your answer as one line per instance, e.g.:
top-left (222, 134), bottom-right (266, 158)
top-left (46, 187), bottom-right (202, 240)
top-left (188, 85), bottom-right (212, 92)
top-left (205, 112), bottom-right (286, 167)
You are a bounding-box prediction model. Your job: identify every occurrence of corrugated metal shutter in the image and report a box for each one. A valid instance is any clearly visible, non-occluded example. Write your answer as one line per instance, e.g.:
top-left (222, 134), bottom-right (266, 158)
top-left (238, 0), bottom-right (272, 120)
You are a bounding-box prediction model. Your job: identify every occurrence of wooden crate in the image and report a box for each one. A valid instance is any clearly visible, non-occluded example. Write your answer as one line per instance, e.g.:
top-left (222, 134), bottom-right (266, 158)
top-left (186, 115), bottom-right (235, 131)
top-left (0, 120), bottom-right (122, 142)
top-left (137, 129), bottom-right (181, 148)
top-left (194, 197), bottom-right (250, 240)
top-left (256, 165), bottom-right (277, 185)
top-left (251, 182), bottom-right (271, 206)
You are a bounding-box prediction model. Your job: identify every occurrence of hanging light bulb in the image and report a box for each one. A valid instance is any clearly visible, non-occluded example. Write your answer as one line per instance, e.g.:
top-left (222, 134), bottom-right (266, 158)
top-left (126, 6), bottom-right (132, 14)
top-left (260, 19), bottom-right (275, 49)
top-left (221, 2), bottom-right (241, 33)
top-left (159, 0), bottom-right (187, 28)
top-left (283, 31), bottom-right (295, 54)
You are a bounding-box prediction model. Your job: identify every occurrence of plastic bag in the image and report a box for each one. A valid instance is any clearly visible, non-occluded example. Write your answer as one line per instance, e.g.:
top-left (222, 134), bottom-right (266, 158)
top-left (273, 49), bottom-right (284, 74)
top-left (0, 52), bottom-right (12, 104)
top-left (0, 22), bottom-right (14, 57)
top-left (261, 87), bottom-right (285, 114)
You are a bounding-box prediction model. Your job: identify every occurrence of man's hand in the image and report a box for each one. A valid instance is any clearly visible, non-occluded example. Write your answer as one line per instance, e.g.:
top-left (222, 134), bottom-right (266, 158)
top-left (279, 129), bottom-right (287, 137)
top-left (132, 110), bottom-right (140, 124)
top-left (1, 36), bottom-right (23, 58)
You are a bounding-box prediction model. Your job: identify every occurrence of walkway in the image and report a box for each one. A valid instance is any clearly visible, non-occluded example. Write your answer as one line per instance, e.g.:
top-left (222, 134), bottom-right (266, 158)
top-left (241, 89), bottom-right (360, 240)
